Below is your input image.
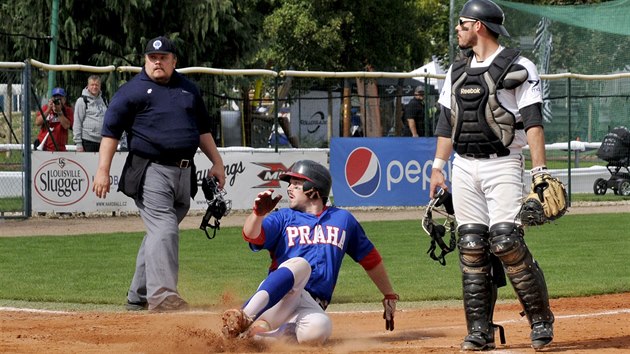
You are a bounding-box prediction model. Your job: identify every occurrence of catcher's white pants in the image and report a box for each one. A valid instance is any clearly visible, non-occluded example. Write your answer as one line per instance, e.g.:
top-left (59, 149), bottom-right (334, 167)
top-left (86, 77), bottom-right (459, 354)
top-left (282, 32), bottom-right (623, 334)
top-left (451, 153), bottom-right (527, 227)
top-left (245, 257), bottom-right (332, 344)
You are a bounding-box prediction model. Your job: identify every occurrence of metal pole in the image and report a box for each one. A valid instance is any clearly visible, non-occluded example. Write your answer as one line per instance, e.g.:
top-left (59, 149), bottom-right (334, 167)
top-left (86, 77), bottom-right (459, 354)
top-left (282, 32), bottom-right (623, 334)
top-left (23, 60), bottom-right (33, 217)
top-left (567, 78), bottom-right (572, 205)
top-left (47, 0), bottom-right (60, 96)
top-left (273, 74), bottom-right (279, 152)
top-left (449, 0), bottom-right (456, 63)
top-left (424, 73), bottom-right (429, 136)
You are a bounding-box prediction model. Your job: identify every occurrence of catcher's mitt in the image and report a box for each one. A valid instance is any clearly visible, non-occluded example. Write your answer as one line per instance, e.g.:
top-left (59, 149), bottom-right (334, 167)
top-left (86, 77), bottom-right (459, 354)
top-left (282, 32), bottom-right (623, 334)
top-left (520, 172), bottom-right (568, 226)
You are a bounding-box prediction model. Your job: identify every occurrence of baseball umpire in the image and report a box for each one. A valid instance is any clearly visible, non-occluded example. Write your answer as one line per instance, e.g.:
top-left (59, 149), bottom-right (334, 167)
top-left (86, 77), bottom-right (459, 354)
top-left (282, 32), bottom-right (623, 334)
top-left (429, 0), bottom-right (557, 350)
top-left (221, 160), bottom-right (398, 344)
top-left (93, 36), bottom-right (225, 312)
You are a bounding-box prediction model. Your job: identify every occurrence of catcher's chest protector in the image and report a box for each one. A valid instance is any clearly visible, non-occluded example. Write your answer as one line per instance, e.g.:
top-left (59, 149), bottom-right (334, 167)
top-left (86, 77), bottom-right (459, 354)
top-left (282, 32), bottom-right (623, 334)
top-left (450, 48), bottom-right (525, 156)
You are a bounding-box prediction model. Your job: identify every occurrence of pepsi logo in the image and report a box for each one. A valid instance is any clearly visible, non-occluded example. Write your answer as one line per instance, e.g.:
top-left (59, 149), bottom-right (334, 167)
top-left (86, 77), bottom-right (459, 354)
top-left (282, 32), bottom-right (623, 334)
top-left (345, 147), bottom-right (381, 197)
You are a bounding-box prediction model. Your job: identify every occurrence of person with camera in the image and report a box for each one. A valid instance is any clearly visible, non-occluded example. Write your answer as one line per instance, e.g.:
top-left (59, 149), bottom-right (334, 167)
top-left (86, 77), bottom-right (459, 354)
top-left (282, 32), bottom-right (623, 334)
top-left (93, 36), bottom-right (225, 313)
top-left (35, 87), bottom-right (74, 151)
top-left (221, 160), bottom-right (398, 345)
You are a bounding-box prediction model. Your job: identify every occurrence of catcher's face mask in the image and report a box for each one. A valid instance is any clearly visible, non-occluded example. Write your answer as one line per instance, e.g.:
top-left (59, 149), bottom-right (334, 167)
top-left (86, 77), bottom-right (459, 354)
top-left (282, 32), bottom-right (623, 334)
top-left (422, 189), bottom-right (457, 266)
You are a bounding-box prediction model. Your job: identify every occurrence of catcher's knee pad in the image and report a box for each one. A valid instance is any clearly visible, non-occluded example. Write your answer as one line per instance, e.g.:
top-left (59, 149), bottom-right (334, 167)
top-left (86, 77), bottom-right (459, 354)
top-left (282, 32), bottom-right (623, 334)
top-left (489, 223), bottom-right (554, 325)
top-left (458, 224), bottom-right (491, 272)
top-left (489, 222), bottom-right (527, 266)
top-left (295, 312), bottom-right (332, 344)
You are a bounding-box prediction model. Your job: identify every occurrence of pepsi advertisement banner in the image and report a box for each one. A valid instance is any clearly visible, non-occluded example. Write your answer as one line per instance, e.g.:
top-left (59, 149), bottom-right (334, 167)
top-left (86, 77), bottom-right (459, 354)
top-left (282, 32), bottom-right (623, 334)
top-left (330, 137), bottom-right (452, 207)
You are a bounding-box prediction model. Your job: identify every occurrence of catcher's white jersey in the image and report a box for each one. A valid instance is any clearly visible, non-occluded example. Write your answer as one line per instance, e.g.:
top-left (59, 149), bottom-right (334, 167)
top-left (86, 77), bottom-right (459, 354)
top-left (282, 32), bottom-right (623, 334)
top-left (438, 45), bottom-right (543, 151)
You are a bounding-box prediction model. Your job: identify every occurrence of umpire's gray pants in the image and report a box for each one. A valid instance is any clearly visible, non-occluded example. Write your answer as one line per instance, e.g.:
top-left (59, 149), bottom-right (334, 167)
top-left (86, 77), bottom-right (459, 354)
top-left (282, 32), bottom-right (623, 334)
top-left (127, 162), bottom-right (191, 308)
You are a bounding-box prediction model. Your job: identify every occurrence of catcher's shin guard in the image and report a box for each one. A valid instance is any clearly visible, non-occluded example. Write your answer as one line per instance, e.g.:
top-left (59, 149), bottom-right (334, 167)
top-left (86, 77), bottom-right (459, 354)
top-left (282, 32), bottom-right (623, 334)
top-left (458, 224), bottom-right (502, 350)
top-left (489, 223), bottom-right (554, 347)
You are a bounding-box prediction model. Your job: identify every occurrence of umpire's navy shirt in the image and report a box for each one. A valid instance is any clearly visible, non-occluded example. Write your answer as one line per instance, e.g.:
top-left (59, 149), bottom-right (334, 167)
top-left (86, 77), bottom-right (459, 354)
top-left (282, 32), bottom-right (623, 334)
top-left (102, 69), bottom-right (213, 161)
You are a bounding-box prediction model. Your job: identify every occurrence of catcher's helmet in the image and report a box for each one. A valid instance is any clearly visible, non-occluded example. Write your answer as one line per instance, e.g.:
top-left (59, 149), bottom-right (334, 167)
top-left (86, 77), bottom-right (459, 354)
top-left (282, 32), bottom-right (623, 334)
top-left (279, 160), bottom-right (331, 198)
top-left (460, 0), bottom-right (510, 37)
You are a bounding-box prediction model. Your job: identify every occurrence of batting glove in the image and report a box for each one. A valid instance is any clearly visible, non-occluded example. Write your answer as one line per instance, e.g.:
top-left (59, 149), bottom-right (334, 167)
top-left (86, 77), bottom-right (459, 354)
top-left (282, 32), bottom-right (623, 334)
top-left (382, 293), bottom-right (399, 331)
top-left (253, 190), bottom-right (282, 216)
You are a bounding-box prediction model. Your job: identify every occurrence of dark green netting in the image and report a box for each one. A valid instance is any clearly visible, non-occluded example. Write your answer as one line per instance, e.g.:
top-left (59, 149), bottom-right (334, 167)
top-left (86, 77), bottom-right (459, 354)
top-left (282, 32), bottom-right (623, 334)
top-left (451, 0), bottom-right (630, 146)
top-left (453, 0), bottom-right (630, 74)
top-left (496, 0), bottom-right (630, 36)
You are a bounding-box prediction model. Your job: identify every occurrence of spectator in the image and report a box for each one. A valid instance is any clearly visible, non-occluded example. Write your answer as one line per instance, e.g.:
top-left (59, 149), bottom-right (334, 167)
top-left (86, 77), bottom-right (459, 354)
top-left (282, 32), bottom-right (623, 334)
top-left (401, 86), bottom-right (426, 137)
top-left (73, 75), bottom-right (107, 152)
top-left (351, 107), bottom-right (363, 137)
top-left (92, 36), bottom-right (225, 312)
top-left (268, 107), bottom-right (298, 148)
top-left (34, 87), bottom-right (74, 151)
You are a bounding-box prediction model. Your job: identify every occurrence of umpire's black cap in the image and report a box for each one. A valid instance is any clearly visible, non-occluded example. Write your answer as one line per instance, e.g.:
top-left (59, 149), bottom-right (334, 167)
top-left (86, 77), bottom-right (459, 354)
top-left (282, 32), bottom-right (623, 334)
top-left (145, 36), bottom-right (176, 55)
top-left (460, 0), bottom-right (510, 38)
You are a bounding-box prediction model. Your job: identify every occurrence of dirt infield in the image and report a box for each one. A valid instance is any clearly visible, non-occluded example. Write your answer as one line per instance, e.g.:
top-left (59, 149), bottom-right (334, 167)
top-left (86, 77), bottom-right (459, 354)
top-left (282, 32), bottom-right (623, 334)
top-left (1, 293), bottom-right (629, 353)
top-left (1, 202), bottom-right (629, 353)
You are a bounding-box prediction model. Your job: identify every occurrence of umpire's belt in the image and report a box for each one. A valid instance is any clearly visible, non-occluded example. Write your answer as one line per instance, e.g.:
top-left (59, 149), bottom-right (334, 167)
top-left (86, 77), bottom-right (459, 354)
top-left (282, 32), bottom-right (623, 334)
top-left (151, 158), bottom-right (191, 168)
top-left (460, 150), bottom-right (510, 159)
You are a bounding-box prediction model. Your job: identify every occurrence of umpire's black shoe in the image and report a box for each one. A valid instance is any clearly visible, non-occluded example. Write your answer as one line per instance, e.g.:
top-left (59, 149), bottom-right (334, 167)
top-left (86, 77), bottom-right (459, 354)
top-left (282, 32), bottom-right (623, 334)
top-left (149, 295), bottom-right (189, 313)
top-left (531, 321), bottom-right (554, 350)
top-left (126, 301), bottom-right (148, 311)
top-left (461, 332), bottom-right (496, 351)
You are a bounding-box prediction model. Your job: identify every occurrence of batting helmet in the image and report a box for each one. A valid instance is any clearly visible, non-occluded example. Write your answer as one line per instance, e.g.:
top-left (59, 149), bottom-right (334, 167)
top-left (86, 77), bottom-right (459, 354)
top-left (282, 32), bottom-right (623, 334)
top-left (460, 0), bottom-right (510, 38)
top-left (279, 160), bottom-right (332, 198)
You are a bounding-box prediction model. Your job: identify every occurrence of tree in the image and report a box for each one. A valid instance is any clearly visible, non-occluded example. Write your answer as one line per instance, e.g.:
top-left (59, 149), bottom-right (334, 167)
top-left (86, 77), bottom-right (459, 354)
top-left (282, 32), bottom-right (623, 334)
top-left (0, 0), bottom-right (268, 68)
top-left (258, 0), bottom-right (446, 72)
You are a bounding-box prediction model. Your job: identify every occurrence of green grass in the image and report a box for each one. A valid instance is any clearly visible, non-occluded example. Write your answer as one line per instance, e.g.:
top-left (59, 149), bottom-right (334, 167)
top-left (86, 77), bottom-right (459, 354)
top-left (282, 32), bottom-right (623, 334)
top-left (1, 213), bottom-right (629, 310)
top-left (0, 196), bottom-right (23, 212)
top-left (571, 193), bottom-right (630, 202)
top-left (2, 193), bottom-right (627, 216)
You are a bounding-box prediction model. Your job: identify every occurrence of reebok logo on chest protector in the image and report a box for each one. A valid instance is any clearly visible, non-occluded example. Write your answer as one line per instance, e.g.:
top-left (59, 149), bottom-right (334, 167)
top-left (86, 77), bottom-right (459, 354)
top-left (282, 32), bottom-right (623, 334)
top-left (459, 86), bottom-right (483, 96)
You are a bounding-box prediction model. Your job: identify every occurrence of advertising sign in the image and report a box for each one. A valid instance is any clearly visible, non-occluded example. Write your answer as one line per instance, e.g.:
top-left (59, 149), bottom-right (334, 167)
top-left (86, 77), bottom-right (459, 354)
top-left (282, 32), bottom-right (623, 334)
top-left (31, 149), bottom-right (328, 213)
top-left (330, 137), bottom-right (452, 207)
top-left (289, 91), bottom-right (341, 148)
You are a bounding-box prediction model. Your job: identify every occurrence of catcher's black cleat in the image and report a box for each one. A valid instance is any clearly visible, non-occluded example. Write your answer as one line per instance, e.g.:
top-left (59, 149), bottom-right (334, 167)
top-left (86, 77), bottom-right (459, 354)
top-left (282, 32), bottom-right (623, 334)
top-left (531, 321), bottom-right (554, 350)
top-left (460, 332), bottom-right (496, 351)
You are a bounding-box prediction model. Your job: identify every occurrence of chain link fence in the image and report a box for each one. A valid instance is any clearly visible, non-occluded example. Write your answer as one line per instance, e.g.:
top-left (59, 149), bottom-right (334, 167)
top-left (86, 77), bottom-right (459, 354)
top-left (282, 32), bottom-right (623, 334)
top-left (2, 60), bottom-right (629, 217)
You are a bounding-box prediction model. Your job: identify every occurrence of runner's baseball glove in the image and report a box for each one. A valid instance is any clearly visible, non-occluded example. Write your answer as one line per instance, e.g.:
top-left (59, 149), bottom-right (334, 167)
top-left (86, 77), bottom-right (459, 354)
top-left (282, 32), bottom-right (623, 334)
top-left (382, 293), bottom-right (399, 331)
top-left (520, 172), bottom-right (568, 226)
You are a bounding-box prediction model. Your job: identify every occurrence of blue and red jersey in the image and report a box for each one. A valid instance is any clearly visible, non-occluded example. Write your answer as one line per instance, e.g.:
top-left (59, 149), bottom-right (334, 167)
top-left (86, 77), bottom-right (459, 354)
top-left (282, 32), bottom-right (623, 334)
top-left (247, 206), bottom-right (380, 304)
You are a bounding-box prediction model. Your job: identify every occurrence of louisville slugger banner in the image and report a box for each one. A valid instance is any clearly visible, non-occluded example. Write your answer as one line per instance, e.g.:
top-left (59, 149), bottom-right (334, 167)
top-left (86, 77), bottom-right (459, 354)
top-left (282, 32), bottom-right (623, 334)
top-left (31, 149), bottom-right (327, 213)
top-left (330, 137), bottom-right (452, 207)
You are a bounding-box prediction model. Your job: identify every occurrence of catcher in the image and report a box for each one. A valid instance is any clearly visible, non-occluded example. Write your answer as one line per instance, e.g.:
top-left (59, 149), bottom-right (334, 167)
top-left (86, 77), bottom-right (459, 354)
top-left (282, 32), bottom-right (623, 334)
top-left (429, 0), bottom-right (566, 350)
top-left (221, 160), bottom-right (399, 344)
